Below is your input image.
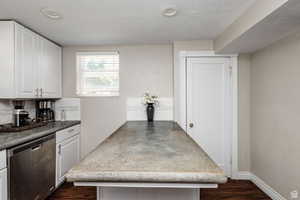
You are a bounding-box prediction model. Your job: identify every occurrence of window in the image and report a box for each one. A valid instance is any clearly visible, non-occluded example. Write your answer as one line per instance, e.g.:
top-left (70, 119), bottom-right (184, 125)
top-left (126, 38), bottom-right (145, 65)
top-left (76, 51), bottom-right (119, 96)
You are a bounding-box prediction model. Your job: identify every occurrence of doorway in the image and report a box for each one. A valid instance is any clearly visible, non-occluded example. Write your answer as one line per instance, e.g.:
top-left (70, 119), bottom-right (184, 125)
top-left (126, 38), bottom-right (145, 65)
top-left (186, 56), bottom-right (233, 176)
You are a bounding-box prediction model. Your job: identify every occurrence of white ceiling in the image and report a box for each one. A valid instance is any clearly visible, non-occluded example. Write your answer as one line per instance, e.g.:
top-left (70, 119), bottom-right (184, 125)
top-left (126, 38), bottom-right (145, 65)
top-left (0, 0), bottom-right (256, 46)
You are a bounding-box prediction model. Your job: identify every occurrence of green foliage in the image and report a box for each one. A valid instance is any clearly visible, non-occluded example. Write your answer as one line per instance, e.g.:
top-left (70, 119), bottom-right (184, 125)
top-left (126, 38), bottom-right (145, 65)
top-left (86, 60), bottom-right (105, 71)
top-left (86, 76), bottom-right (118, 88)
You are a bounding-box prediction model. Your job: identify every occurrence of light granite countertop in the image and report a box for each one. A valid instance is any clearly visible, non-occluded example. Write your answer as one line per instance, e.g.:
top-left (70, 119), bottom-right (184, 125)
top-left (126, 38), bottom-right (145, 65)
top-left (0, 121), bottom-right (81, 150)
top-left (66, 121), bottom-right (227, 184)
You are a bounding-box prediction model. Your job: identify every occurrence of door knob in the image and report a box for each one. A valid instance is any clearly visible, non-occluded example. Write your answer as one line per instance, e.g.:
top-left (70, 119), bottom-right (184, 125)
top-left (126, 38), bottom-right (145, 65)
top-left (189, 123), bottom-right (194, 128)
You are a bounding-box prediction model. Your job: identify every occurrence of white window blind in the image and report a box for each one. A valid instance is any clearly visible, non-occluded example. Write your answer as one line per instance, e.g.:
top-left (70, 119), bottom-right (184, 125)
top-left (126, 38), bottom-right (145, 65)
top-left (76, 51), bottom-right (119, 96)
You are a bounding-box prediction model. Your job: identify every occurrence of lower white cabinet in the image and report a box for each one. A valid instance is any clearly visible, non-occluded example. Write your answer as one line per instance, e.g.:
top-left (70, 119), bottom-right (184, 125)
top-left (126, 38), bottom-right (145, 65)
top-left (0, 151), bottom-right (7, 200)
top-left (56, 125), bottom-right (80, 187)
top-left (0, 169), bottom-right (7, 200)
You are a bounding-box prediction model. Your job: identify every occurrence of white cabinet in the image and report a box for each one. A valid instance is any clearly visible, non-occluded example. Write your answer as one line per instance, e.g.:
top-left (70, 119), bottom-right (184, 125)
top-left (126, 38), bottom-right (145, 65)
top-left (0, 21), bottom-right (15, 98)
top-left (15, 24), bottom-right (38, 98)
top-left (0, 151), bottom-right (7, 200)
top-left (40, 38), bottom-right (62, 98)
top-left (0, 21), bottom-right (62, 99)
top-left (56, 125), bottom-right (80, 187)
top-left (56, 135), bottom-right (80, 185)
top-left (0, 169), bottom-right (7, 200)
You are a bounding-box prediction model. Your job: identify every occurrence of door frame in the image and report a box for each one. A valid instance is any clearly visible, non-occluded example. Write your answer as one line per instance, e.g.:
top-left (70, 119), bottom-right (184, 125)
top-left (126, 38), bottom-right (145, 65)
top-left (176, 51), bottom-right (238, 178)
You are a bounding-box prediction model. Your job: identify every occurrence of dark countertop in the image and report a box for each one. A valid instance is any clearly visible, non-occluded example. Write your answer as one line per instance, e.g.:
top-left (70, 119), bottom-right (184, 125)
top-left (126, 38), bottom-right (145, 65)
top-left (66, 121), bottom-right (227, 184)
top-left (0, 121), bottom-right (81, 150)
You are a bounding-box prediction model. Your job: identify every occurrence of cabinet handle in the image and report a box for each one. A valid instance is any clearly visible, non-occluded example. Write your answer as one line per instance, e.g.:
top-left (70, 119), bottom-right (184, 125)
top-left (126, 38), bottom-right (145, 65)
top-left (31, 144), bottom-right (42, 151)
top-left (68, 129), bottom-right (74, 133)
top-left (58, 144), bottom-right (61, 154)
top-left (35, 88), bottom-right (39, 97)
top-left (49, 186), bottom-right (55, 192)
top-left (40, 88), bottom-right (43, 97)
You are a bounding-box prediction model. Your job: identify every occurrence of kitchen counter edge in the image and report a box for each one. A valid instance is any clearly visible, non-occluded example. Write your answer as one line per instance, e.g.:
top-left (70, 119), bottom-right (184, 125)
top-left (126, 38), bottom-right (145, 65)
top-left (0, 121), bottom-right (81, 150)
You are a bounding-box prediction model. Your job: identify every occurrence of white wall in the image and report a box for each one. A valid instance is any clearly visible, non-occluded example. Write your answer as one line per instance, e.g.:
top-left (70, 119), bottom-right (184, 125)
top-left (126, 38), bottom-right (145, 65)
top-left (251, 31), bottom-right (300, 199)
top-left (62, 44), bottom-right (173, 157)
top-left (238, 54), bottom-right (251, 172)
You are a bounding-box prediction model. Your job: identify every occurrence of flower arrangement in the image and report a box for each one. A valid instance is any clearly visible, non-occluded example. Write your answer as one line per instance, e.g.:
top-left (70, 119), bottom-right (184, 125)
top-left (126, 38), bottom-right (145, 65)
top-left (142, 93), bottom-right (159, 122)
top-left (142, 92), bottom-right (159, 105)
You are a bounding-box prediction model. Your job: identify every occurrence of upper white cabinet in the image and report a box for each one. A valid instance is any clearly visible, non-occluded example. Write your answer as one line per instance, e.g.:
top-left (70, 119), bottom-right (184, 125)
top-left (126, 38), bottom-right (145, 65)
top-left (40, 37), bottom-right (62, 98)
top-left (0, 21), bottom-right (62, 99)
top-left (15, 24), bottom-right (38, 98)
top-left (0, 21), bottom-right (15, 98)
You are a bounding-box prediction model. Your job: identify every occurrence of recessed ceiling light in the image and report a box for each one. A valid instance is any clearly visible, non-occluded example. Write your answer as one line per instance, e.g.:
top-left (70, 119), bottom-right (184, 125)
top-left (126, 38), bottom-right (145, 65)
top-left (162, 7), bottom-right (178, 17)
top-left (40, 8), bottom-right (62, 20)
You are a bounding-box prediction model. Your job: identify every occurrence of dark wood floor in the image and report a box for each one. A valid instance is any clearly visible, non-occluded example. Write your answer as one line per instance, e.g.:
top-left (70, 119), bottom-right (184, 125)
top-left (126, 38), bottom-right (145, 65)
top-left (200, 179), bottom-right (271, 200)
top-left (47, 179), bottom-right (271, 200)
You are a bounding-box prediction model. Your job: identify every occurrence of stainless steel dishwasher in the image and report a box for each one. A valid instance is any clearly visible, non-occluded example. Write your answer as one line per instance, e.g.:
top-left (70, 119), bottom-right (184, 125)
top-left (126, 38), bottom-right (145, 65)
top-left (8, 134), bottom-right (56, 200)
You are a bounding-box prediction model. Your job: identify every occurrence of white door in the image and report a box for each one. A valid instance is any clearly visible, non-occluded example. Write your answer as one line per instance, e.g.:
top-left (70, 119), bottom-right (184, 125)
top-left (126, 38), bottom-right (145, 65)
top-left (40, 38), bottom-right (62, 98)
top-left (56, 135), bottom-right (80, 186)
top-left (15, 24), bottom-right (38, 98)
top-left (0, 169), bottom-right (7, 200)
top-left (186, 57), bottom-right (232, 176)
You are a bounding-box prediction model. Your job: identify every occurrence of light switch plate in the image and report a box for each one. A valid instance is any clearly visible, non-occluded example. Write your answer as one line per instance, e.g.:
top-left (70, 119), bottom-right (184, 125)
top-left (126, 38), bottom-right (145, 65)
top-left (290, 190), bottom-right (298, 199)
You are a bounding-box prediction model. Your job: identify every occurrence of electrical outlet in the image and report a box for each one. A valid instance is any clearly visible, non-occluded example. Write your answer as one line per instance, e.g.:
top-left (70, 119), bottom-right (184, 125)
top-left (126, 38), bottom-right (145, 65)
top-left (290, 190), bottom-right (298, 199)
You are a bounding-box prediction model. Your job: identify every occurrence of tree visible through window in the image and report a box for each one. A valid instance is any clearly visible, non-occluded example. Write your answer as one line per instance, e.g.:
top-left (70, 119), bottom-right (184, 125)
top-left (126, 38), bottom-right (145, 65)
top-left (76, 52), bottom-right (119, 96)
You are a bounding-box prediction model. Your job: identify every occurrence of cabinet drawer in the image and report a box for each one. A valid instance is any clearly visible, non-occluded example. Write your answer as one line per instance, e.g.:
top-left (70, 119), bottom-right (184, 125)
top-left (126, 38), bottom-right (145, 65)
top-left (0, 151), bottom-right (6, 170)
top-left (56, 125), bottom-right (80, 144)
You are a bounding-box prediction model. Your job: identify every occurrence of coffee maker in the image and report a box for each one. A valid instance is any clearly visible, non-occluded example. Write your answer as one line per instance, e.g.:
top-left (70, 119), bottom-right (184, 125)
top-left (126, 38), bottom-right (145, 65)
top-left (36, 100), bottom-right (55, 122)
top-left (13, 101), bottom-right (30, 127)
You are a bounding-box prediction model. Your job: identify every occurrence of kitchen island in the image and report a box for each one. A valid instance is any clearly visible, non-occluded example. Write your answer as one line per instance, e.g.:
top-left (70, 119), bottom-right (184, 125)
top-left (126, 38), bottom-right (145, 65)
top-left (66, 121), bottom-right (227, 200)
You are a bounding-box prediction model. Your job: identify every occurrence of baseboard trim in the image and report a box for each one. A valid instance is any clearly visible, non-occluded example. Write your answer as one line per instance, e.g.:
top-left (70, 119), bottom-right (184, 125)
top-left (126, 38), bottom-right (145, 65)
top-left (251, 174), bottom-right (287, 200)
top-left (234, 171), bottom-right (287, 200)
top-left (232, 171), bottom-right (252, 180)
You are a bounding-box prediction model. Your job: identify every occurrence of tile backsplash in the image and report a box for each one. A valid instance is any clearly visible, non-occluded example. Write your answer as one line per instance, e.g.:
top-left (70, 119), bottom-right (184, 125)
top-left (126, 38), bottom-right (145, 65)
top-left (0, 98), bottom-right (81, 125)
top-left (0, 100), bottom-right (36, 124)
top-left (55, 98), bottom-right (81, 121)
top-left (127, 97), bottom-right (173, 121)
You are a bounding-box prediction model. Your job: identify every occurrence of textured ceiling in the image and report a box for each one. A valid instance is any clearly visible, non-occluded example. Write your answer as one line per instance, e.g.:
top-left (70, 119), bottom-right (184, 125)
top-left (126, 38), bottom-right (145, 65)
top-left (0, 0), bottom-right (256, 46)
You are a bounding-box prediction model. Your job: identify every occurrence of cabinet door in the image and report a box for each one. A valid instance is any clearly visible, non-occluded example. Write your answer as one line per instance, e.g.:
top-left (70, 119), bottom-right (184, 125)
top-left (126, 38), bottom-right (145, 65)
top-left (0, 169), bottom-right (7, 200)
top-left (15, 24), bottom-right (38, 98)
top-left (56, 135), bottom-right (80, 186)
top-left (40, 39), bottom-right (62, 98)
top-left (0, 21), bottom-right (15, 98)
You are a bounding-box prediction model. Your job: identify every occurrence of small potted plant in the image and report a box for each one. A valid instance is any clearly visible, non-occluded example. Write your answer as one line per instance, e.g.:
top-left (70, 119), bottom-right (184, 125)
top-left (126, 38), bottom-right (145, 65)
top-left (142, 93), bottom-right (159, 122)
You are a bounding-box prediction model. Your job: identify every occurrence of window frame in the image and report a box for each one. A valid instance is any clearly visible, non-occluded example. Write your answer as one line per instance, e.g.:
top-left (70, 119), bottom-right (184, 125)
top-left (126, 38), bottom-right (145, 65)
top-left (76, 51), bottom-right (120, 97)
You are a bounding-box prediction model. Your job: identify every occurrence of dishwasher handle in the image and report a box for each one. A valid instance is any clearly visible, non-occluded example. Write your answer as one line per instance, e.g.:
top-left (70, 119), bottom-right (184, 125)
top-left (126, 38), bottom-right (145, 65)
top-left (31, 144), bottom-right (42, 151)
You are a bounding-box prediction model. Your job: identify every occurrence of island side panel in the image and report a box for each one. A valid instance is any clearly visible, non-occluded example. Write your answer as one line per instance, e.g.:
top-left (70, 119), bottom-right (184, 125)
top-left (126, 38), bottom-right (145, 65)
top-left (97, 187), bottom-right (200, 200)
